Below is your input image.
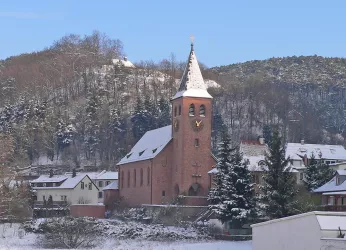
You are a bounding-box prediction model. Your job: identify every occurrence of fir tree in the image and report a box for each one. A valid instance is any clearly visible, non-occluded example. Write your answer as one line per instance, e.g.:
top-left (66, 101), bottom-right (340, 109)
top-left (305, 152), bottom-right (334, 191)
top-left (131, 97), bottom-right (148, 141)
top-left (260, 129), bottom-right (298, 219)
top-left (157, 97), bottom-right (171, 127)
top-left (209, 131), bottom-right (255, 225)
top-left (304, 153), bottom-right (319, 191)
top-left (211, 107), bottom-right (226, 153)
top-left (263, 125), bottom-right (272, 144)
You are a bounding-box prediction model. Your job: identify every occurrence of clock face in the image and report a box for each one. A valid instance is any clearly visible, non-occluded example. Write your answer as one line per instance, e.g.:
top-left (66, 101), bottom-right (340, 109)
top-left (174, 119), bottom-right (179, 132)
top-left (191, 119), bottom-right (204, 132)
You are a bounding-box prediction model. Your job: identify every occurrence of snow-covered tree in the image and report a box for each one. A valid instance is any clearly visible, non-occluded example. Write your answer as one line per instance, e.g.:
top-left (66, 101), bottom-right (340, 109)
top-left (260, 129), bottom-right (298, 219)
top-left (209, 131), bottom-right (255, 225)
top-left (305, 152), bottom-right (334, 191)
top-left (157, 97), bottom-right (171, 127)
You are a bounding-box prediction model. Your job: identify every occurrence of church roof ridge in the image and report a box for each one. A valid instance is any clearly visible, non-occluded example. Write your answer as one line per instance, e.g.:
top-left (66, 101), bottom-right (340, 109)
top-left (172, 42), bottom-right (212, 100)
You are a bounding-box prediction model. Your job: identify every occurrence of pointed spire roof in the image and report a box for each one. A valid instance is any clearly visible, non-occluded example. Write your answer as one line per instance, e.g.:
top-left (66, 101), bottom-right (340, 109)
top-left (172, 43), bottom-right (212, 100)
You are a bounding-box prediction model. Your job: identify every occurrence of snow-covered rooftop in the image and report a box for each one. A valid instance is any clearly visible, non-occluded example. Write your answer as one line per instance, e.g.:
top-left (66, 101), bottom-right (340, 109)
top-left (83, 170), bottom-right (118, 180)
top-left (32, 174), bottom-right (94, 190)
top-left (30, 175), bottom-right (68, 183)
top-left (112, 57), bottom-right (135, 68)
top-left (286, 143), bottom-right (346, 161)
top-left (117, 125), bottom-right (172, 165)
top-left (313, 173), bottom-right (346, 193)
top-left (103, 180), bottom-right (118, 190)
top-left (58, 174), bottom-right (89, 189)
top-left (240, 140), bottom-right (268, 157)
top-left (172, 44), bottom-right (212, 100)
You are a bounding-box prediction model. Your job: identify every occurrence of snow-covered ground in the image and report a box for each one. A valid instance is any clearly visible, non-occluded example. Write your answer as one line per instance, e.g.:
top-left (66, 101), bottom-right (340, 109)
top-left (0, 221), bottom-right (252, 250)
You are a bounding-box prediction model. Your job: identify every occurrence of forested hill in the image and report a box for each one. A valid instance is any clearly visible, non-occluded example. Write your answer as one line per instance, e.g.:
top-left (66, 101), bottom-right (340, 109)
top-left (212, 56), bottom-right (346, 86)
top-left (1, 31), bottom-right (346, 170)
top-left (210, 55), bottom-right (346, 147)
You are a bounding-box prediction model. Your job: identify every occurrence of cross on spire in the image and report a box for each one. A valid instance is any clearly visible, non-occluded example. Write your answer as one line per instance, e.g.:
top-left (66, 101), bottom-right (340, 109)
top-left (190, 35), bottom-right (195, 50)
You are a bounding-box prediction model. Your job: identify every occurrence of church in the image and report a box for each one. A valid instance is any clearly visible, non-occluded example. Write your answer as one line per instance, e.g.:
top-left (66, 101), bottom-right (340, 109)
top-left (117, 42), bottom-right (217, 207)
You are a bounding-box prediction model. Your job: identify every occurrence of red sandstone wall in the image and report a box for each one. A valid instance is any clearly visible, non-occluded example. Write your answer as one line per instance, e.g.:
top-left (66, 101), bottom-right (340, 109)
top-left (152, 142), bottom-right (173, 204)
top-left (70, 205), bottom-right (105, 218)
top-left (118, 159), bottom-right (152, 207)
top-left (172, 97), bottom-right (216, 197)
top-left (104, 190), bottom-right (119, 210)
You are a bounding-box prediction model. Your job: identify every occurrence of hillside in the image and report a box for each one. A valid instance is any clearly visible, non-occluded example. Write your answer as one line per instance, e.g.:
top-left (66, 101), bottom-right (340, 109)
top-left (1, 33), bottom-right (346, 169)
top-left (210, 55), bottom-right (346, 146)
top-left (212, 56), bottom-right (346, 86)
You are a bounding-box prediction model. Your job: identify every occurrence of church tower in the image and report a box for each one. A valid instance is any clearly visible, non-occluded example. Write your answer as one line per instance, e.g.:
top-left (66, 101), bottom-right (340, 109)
top-left (171, 42), bottom-right (214, 200)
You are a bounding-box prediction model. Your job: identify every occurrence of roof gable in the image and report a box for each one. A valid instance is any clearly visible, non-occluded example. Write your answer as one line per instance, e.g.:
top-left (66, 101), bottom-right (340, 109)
top-left (117, 125), bottom-right (172, 165)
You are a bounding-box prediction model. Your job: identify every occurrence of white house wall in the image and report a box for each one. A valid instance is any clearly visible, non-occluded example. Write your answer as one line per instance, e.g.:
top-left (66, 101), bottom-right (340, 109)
top-left (35, 176), bottom-right (98, 205)
top-left (252, 214), bottom-right (322, 250)
top-left (70, 175), bottom-right (98, 204)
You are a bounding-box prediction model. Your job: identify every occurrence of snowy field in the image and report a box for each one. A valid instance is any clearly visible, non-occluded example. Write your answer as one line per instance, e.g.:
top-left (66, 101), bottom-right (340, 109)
top-left (0, 222), bottom-right (252, 250)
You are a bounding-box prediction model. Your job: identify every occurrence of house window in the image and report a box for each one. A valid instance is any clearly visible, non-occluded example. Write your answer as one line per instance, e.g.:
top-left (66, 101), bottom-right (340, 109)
top-left (128, 171), bottom-right (130, 188)
top-left (199, 104), bottom-right (206, 117)
top-left (147, 167), bottom-right (150, 186)
top-left (162, 191), bottom-right (166, 197)
top-left (81, 182), bottom-right (84, 190)
top-left (178, 105), bottom-right (181, 115)
top-left (174, 106), bottom-right (177, 117)
top-left (106, 181), bottom-right (110, 186)
top-left (88, 183), bottom-right (92, 190)
top-left (328, 196), bottom-right (335, 206)
top-left (194, 139), bottom-right (199, 147)
top-left (336, 177), bottom-right (340, 185)
top-left (140, 168), bottom-right (143, 186)
top-left (98, 181), bottom-right (103, 188)
top-left (189, 104), bottom-right (195, 116)
top-left (43, 195), bottom-right (46, 201)
top-left (121, 171), bottom-right (124, 189)
top-left (61, 195), bottom-right (67, 201)
top-left (98, 192), bottom-right (103, 198)
top-left (134, 169), bottom-right (136, 187)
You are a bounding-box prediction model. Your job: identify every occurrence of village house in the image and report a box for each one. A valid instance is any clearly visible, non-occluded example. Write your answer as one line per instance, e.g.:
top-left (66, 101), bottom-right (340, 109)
top-left (117, 43), bottom-right (217, 207)
top-left (85, 170), bottom-right (118, 203)
top-left (313, 170), bottom-right (346, 211)
top-left (30, 173), bottom-right (99, 206)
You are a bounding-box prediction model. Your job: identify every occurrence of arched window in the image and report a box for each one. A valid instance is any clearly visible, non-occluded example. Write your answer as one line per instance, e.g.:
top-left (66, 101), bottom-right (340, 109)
top-left (140, 168), bottom-right (143, 186)
top-left (121, 171), bottom-right (124, 188)
top-left (189, 104), bottom-right (195, 116)
top-left (127, 171), bottom-right (130, 188)
top-left (178, 105), bottom-right (182, 115)
top-left (199, 104), bottom-right (206, 117)
top-left (147, 167), bottom-right (150, 186)
top-left (174, 106), bottom-right (177, 117)
top-left (134, 169), bottom-right (136, 187)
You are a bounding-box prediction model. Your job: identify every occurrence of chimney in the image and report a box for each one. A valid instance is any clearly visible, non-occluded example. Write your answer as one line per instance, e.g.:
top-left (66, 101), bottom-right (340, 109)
top-left (72, 169), bottom-right (76, 178)
top-left (301, 139), bottom-right (305, 145)
top-left (259, 137), bottom-right (265, 145)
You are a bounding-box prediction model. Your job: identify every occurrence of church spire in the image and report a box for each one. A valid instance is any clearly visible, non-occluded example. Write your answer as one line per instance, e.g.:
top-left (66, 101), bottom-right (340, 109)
top-left (172, 40), bottom-right (212, 100)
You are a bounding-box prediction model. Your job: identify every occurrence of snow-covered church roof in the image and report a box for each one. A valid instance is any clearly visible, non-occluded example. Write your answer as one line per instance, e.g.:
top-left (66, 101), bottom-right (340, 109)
top-left (172, 43), bottom-right (212, 100)
top-left (117, 125), bottom-right (172, 165)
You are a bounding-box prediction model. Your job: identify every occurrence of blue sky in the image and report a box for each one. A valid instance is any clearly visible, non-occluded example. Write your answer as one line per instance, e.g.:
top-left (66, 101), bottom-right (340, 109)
top-left (1, 0), bottom-right (346, 67)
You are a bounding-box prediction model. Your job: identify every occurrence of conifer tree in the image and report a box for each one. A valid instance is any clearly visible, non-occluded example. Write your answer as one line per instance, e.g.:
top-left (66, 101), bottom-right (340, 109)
top-left (209, 131), bottom-right (255, 225)
top-left (304, 153), bottom-right (319, 191)
top-left (157, 97), bottom-right (171, 127)
top-left (260, 129), bottom-right (298, 219)
top-left (131, 96), bottom-right (147, 141)
top-left (305, 152), bottom-right (334, 191)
